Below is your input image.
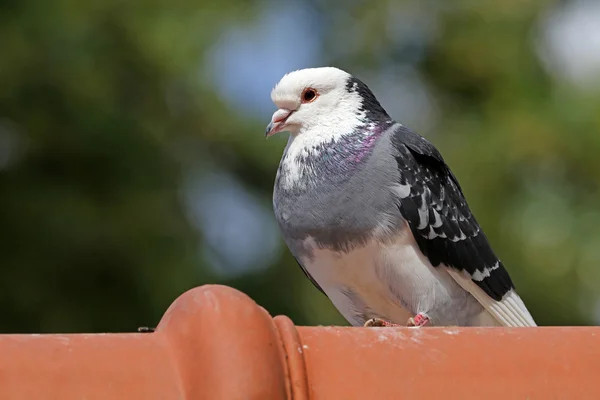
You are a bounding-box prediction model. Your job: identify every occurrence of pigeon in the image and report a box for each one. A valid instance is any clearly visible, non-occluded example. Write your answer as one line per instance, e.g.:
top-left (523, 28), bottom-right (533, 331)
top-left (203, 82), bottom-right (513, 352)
top-left (266, 67), bottom-right (536, 327)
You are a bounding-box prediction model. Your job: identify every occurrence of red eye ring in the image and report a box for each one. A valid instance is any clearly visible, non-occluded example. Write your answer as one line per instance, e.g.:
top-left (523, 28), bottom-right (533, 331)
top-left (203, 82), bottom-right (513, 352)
top-left (301, 88), bottom-right (319, 103)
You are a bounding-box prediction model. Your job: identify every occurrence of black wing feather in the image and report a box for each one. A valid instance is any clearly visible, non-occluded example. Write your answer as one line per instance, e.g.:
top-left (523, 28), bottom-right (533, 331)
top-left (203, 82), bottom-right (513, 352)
top-left (391, 125), bottom-right (514, 301)
top-left (293, 256), bottom-right (327, 296)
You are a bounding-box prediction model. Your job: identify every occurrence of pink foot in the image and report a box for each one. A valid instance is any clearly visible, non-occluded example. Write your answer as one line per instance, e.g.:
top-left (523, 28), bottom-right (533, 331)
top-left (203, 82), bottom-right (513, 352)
top-left (407, 313), bottom-right (430, 327)
top-left (363, 318), bottom-right (403, 327)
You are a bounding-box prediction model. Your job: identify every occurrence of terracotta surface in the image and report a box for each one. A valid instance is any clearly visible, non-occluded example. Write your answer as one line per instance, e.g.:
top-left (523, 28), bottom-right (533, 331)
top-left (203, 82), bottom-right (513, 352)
top-left (0, 285), bottom-right (598, 399)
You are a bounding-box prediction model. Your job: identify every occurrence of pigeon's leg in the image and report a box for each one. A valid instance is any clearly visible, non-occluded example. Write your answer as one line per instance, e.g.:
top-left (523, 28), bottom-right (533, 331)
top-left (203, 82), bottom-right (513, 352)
top-left (406, 313), bottom-right (430, 327)
top-left (363, 318), bottom-right (404, 328)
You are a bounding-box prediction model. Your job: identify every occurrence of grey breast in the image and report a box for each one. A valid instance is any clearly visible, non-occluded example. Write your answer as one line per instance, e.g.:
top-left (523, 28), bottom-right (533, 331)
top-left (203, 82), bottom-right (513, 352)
top-left (273, 128), bottom-right (406, 255)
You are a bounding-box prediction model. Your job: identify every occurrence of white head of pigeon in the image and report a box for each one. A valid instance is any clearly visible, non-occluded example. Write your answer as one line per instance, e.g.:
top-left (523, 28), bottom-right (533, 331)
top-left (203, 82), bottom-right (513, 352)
top-left (267, 67), bottom-right (394, 189)
top-left (266, 67), bottom-right (384, 151)
top-left (267, 67), bottom-right (537, 329)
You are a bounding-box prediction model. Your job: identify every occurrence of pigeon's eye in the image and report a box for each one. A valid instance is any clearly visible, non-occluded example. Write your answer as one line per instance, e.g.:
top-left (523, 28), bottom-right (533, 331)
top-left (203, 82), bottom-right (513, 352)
top-left (301, 88), bottom-right (318, 103)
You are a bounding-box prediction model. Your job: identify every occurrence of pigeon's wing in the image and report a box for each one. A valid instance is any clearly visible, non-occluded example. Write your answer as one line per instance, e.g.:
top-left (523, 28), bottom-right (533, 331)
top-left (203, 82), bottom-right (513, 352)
top-left (390, 125), bottom-right (536, 327)
top-left (294, 256), bottom-right (327, 296)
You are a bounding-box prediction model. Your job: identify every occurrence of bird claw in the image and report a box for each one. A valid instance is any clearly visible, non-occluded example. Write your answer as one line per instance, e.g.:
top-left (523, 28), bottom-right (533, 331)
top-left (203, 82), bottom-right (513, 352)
top-left (364, 314), bottom-right (431, 328)
top-left (364, 318), bottom-right (384, 327)
top-left (363, 318), bottom-right (402, 327)
top-left (406, 313), bottom-right (430, 327)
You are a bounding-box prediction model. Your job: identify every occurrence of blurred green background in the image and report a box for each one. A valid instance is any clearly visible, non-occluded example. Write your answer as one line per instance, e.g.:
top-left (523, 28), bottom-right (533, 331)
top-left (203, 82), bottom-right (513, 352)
top-left (1, 0), bottom-right (599, 333)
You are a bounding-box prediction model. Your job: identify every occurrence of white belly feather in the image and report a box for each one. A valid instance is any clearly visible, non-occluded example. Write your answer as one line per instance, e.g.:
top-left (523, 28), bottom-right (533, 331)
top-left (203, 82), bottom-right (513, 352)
top-left (298, 228), bottom-right (490, 326)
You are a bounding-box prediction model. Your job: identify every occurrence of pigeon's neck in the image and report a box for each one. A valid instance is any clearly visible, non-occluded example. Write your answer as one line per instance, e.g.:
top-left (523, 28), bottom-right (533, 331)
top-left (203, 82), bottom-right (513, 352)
top-left (277, 119), bottom-right (395, 191)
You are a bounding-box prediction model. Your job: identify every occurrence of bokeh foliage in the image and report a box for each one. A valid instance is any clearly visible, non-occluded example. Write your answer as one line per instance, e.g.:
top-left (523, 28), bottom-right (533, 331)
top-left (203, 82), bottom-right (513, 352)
top-left (0, 0), bottom-right (598, 332)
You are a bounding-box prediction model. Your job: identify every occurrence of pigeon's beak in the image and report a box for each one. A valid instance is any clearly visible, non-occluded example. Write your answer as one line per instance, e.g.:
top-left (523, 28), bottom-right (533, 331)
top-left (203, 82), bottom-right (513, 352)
top-left (265, 109), bottom-right (293, 137)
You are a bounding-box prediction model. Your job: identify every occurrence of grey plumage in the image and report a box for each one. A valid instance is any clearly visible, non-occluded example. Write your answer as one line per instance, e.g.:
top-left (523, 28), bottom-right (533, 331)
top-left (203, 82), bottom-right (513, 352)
top-left (268, 67), bottom-right (536, 327)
